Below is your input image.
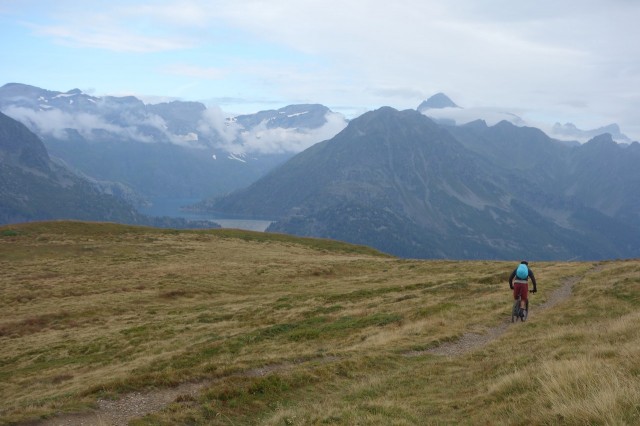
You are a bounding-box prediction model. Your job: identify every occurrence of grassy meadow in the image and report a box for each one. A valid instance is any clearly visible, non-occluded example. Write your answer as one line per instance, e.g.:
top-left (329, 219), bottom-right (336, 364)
top-left (1, 221), bottom-right (640, 425)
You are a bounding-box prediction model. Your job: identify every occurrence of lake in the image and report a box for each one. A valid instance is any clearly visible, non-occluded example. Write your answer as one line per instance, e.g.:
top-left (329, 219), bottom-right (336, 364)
top-left (138, 198), bottom-right (273, 232)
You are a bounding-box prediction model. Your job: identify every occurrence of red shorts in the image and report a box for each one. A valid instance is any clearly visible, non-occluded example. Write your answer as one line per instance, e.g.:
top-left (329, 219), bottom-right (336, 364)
top-left (513, 281), bottom-right (529, 301)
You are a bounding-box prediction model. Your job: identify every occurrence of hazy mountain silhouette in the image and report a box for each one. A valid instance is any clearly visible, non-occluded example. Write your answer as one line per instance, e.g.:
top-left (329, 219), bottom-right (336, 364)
top-left (0, 111), bottom-right (142, 224)
top-left (0, 111), bottom-right (220, 228)
top-left (417, 93), bottom-right (459, 112)
top-left (207, 107), bottom-right (640, 260)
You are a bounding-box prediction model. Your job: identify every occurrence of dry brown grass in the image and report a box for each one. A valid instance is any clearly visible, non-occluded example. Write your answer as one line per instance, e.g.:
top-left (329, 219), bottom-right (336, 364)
top-left (1, 222), bottom-right (638, 425)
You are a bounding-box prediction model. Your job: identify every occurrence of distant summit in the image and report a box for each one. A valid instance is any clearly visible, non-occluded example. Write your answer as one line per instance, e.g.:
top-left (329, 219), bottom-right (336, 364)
top-left (417, 93), bottom-right (459, 112)
top-left (233, 104), bottom-right (332, 130)
top-left (552, 122), bottom-right (632, 143)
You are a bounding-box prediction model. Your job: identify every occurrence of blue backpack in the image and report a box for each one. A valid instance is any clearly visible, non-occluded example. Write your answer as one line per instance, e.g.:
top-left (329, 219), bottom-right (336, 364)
top-left (516, 264), bottom-right (529, 280)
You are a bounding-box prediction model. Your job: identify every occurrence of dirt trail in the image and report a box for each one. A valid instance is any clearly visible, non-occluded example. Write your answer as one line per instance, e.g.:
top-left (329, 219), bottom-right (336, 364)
top-left (25, 265), bottom-right (603, 425)
top-left (27, 360), bottom-right (332, 426)
top-left (29, 356), bottom-right (339, 426)
top-left (409, 265), bottom-right (603, 358)
top-left (30, 381), bottom-right (206, 426)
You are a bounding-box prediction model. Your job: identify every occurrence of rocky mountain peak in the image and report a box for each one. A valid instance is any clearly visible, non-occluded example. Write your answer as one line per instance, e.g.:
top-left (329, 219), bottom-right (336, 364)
top-left (417, 93), bottom-right (459, 112)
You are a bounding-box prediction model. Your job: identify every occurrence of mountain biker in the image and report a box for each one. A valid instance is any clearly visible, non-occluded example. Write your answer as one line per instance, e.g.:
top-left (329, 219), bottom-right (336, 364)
top-left (509, 260), bottom-right (537, 319)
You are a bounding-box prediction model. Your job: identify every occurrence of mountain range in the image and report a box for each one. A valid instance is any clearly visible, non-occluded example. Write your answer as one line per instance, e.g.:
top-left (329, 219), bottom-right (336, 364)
top-left (0, 83), bottom-right (347, 204)
top-left (551, 122), bottom-right (632, 143)
top-left (204, 106), bottom-right (640, 260)
top-left (419, 93), bottom-right (633, 144)
top-left (3, 84), bottom-right (640, 260)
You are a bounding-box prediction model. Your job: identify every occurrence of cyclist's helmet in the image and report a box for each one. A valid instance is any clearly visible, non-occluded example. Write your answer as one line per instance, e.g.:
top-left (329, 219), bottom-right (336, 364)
top-left (520, 260), bottom-right (529, 265)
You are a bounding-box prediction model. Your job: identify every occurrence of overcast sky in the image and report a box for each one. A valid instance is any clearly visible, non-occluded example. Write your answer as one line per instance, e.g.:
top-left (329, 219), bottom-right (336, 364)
top-left (1, 0), bottom-right (639, 141)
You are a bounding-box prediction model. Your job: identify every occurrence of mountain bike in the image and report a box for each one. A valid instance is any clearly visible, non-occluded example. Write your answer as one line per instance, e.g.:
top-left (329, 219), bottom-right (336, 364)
top-left (511, 290), bottom-right (534, 322)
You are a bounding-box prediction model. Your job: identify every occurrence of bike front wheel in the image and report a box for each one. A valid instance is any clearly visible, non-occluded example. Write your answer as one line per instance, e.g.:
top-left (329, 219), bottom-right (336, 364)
top-left (511, 298), bottom-right (520, 323)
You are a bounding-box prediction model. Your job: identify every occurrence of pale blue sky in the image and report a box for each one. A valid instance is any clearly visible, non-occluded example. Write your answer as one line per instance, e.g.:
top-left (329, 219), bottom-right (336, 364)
top-left (1, 0), bottom-right (639, 140)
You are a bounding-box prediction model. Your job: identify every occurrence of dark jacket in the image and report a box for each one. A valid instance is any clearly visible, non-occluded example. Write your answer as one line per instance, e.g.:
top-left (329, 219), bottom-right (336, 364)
top-left (509, 266), bottom-right (537, 291)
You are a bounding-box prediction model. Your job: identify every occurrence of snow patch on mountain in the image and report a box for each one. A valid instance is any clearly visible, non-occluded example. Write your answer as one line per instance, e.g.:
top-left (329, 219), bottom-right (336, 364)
top-left (227, 153), bottom-right (246, 163)
top-left (286, 111), bottom-right (309, 118)
top-left (52, 93), bottom-right (77, 99)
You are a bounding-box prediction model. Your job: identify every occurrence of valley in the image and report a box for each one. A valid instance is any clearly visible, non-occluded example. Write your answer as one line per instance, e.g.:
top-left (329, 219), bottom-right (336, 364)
top-left (137, 197), bottom-right (273, 232)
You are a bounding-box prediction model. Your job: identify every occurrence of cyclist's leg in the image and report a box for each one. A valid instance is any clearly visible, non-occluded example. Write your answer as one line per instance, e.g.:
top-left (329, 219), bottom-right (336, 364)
top-left (520, 284), bottom-right (529, 320)
top-left (520, 283), bottom-right (529, 309)
top-left (514, 282), bottom-right (526, 310)
top-left (512, 284), bottom-right (525, 322)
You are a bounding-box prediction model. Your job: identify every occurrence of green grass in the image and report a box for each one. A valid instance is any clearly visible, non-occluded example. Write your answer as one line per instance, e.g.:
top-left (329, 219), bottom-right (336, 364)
top-left (1, 221), bottom-right (638, 425)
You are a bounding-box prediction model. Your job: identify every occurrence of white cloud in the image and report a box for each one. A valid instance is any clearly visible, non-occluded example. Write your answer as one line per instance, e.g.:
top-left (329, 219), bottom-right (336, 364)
top-left (422, 107), bottom-right (526, 127)
top-left (164, 64), bottom-right (228, 80)
top-left (2, 106), bottom-right (139, 140)
top-left (3, 94), bottom-right (347, 153)
top-left (5, 0), bottom-right (640, 140)
top-left (198, 106), bottom-right (241, 145)
top-left (236, 112), bottom-right (347, 155)
top-left (198, 109), bottom-right (348, 155)
top-left (198, 0), bottom-right (640, 139)
top-left (1, 105), bottom-right (209, 148)
top-left (120, 1), bottom-right (213, 27)
top-left (27, 22), bottom-right (194, 53)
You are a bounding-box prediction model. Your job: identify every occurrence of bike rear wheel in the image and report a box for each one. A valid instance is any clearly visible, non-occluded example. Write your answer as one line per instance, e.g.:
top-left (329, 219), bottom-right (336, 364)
top-left (511, 296), bottom-right (528, 322)
top-left (511, 297), bottom-right (521, 323)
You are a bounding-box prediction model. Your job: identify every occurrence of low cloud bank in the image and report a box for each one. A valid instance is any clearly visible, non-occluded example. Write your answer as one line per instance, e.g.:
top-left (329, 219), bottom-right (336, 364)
top-left (4, 106), bottom-right (143, 141)
top-left (198, 109), bottom-right (347, 155)
top-left (421, 105), bottom-right (636, 144)
top-left (422, 106), bottom-right (526, 127)
top-left (3, 105), bottom-right (207, 148)
top-left (3, 103), bottom-right (348, 155)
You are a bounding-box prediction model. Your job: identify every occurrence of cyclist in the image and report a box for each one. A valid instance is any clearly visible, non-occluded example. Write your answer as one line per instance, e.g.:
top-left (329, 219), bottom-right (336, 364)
top-left (509, 260), bottom-right (537, 320)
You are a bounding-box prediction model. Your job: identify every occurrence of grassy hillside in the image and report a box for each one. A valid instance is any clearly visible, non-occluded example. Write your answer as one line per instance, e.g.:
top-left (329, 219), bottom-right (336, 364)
top-left (1, 222), bottom-right (639, 425)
